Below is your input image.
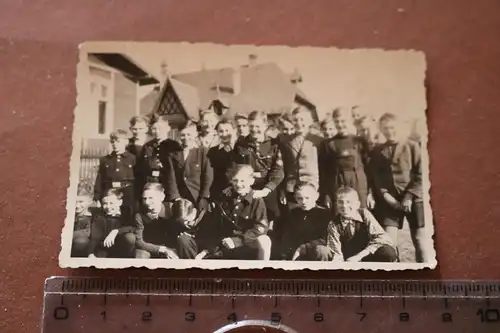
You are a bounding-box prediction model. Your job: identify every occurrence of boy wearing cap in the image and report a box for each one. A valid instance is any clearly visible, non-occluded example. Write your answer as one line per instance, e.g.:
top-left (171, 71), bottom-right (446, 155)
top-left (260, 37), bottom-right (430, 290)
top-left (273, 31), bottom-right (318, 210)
top-left (88, 189), bottom-right (136, 258)
top-left (94, 129), bottom-right (136, 216)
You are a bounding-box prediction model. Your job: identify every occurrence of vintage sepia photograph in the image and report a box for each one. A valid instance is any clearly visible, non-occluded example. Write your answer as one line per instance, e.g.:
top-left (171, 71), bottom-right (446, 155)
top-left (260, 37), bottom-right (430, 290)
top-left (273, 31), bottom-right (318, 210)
top-left (59, 41), bottom-right (436, 270)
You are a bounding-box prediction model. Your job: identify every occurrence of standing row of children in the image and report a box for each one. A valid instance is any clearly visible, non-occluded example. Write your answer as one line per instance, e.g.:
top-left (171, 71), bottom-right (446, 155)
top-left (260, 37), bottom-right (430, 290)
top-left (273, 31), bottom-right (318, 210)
top-left (72, 106), bottom-right (430, 263)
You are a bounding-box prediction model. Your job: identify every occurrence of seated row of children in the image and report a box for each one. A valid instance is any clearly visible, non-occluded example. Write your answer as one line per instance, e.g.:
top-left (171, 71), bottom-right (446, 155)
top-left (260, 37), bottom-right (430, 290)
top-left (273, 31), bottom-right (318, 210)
top-left (73, 163), bottom-right (397, 262)
top-left (82, 105), bottom-right (428, 262)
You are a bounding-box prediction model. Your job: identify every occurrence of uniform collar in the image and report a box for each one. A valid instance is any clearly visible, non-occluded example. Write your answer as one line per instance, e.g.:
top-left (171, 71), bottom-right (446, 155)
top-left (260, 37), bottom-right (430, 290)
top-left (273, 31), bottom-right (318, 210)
top-left (218, 140), bottom-right (235, 150)
top-left (229, 189), bottom-right (253, 204)
top-left (76, 211), bottom-right (92, 217)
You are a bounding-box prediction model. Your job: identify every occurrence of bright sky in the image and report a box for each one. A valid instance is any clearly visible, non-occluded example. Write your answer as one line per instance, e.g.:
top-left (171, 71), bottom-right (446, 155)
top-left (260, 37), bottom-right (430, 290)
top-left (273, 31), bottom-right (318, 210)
top-left (85, 42), bottom-right (427, 122)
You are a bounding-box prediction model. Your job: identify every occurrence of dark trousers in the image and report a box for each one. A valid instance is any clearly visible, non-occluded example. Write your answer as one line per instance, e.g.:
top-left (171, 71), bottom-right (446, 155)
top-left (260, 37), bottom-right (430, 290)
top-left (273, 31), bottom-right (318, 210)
top-left (375, 200), bottom-right (425, 229)
top-left (94, 232), bottom-right (136, 258)
top-left (177, 234), bottom-right (259, 260)
top-left (313, 244), bottom-right (398, 262)
top-left (71, 235), bottom-right (90, 257)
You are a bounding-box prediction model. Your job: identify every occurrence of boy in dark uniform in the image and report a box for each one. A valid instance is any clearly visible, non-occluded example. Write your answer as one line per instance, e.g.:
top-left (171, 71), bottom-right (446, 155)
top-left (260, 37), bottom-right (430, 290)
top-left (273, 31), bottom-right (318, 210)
top-left (233, 110), bottom-right (284, 225)
top-left (318, 107), bottom-right (373, 212)
top-left (94, 130), bottom-right (136, 216)
top-left (312, 187), bottom-right (397, 262)
top-left (71, 183), bottom-right (94, 257)
top-left (126, 116), bottom-right (150, 158)
top-left (88, 189), bottom-right (136, 258)
top-left (164, 121), bottom-right (213, 212)
top-left (134, 183), bottom-right (194, 259)
top-left (207, 119), bottom-right (238, 200)
top-left (370, 113), bottom-right (429, 263)
top-left (280, 182), bottom-right (331, 260)
top-left (179, 165), bottom-right (271, 260)
top-left (136, 117), bottom-right (181, 199)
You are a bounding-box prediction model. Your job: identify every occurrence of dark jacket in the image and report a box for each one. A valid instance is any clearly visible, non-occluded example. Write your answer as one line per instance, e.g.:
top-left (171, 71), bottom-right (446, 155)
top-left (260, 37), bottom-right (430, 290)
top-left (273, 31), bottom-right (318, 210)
top-left (369, 140), bottom-right (423, 201)
top-left (233, 136), bottom-right (284, 191)
top-left (94, 152), bottom-right (136, 202)
top-left (199, 189), bottom-right (268, 253)
top-left (87, 212), bottom-right (135, 255)
top-left (164, 147), bottom-right (213, 204)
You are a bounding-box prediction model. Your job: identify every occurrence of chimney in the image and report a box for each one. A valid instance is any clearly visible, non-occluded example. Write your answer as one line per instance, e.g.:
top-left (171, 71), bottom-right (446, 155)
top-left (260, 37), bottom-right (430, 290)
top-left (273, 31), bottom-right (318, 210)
top-left (248, 54), bottom-right (258, 67)
top-left (232, 68), bottom-right (241, 95)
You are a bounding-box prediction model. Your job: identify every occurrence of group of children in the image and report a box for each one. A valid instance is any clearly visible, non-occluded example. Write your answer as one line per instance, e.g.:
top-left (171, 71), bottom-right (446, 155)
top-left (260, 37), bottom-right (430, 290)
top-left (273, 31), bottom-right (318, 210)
top-left (72, 106), bottom-right (430, 263)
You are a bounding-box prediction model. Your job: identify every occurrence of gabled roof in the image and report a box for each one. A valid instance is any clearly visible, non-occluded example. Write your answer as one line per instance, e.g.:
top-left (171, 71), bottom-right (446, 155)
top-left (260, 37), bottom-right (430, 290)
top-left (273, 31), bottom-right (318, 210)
top-left (172, 67), bottom-right (234, 109)
top-left (151, 77), bottom-right (201, 121)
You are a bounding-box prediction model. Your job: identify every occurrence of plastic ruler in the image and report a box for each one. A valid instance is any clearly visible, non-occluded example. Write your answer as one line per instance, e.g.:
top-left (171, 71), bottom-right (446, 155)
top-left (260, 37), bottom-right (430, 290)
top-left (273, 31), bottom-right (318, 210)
top-left (42, 277), bottom-right (500, 332)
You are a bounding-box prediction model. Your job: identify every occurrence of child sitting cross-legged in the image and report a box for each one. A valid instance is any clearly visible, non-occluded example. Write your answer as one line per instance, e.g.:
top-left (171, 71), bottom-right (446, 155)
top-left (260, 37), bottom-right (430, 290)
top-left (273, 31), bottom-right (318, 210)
top-left (71, 183), bottom-right (94, 257)
top-left (191, 164), bottom-right (272, 260)
top-left (313, 186), bottom-right (398, 262)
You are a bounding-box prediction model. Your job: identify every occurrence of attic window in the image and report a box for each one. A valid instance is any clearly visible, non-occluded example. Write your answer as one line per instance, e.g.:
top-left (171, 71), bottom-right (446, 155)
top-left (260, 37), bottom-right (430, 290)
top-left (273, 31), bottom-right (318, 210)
top-left (157, 82), bottom-right (183, 116)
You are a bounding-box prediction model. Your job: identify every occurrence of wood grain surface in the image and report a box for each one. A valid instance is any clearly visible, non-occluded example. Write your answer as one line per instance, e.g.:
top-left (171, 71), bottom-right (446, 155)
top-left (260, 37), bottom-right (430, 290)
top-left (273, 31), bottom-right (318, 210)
top-left (1, 1), bottom-right (500, 332)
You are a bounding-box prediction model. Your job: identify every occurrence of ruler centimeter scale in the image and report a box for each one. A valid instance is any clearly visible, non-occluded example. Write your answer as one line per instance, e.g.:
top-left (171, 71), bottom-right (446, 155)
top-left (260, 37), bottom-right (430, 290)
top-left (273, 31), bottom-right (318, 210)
top-left (43, 277), bottom-right (500, 333)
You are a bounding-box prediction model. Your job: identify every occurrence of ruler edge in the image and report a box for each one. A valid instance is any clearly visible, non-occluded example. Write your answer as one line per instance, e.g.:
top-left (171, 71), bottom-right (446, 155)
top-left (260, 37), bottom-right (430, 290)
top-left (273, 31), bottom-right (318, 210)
top-left (43, 276), bottom-right (500, 298)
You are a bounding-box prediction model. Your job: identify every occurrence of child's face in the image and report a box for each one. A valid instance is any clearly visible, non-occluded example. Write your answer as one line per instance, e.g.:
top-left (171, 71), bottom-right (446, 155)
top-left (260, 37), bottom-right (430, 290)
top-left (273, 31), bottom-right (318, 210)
top-left (217, 123), bottom-right (236, 145)
top-left (151, 122), bottom-right (169, 141)
top-left (336, 193), bottom-right (360, 217)
top-left (333, 115), bottom-right (353, 136)
top-left (142, 189), bottom-right (165, 212)
top-left (101, 195), bottom-right (122, 216)
top-left (380, 119), bottom-right (399, 142)
top-left (280, 120), bottom-right (295, 137)
top-left (295, 187), bottom-right (319, 211)
top-left (130, 122), bottom-right (148, 138)
top-left (292, 112), bottom-right (312, 135)
top-left (235, 118), bottom-right (249, 137)
top-left (200, 115), bottom-right (217, 133)
top-left (249, 119), bottom-right (267, 142)
top-left (110, 137), bottom-right (127, 153)
top-left (75, 195), bottom-right (92, 215)
top-left (230, 171), bottom-right (255, 196)
top-left (321, 122), bottom-right (337, 139)
top-left (180, 128), bottom-right (197, 149)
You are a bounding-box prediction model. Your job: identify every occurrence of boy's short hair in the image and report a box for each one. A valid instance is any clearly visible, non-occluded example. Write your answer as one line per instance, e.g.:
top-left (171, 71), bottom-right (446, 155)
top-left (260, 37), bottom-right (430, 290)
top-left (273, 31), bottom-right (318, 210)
top-left (109, 129), bottom-right (129, 141)
top-left (77, 182), bottom-right (93, 197)
top-left (215, 118), bottom-right (235, 131)
top-left (336, 186), bottom-right (359, 200)
top-left (234, 113), bottom-right (248, 121)
top-left (129, 115), bottom-right (149, 127)
top-left (278, 113), bottom-right (294, 127)
top-left (150, 115), bottom-right (171, 127)
top-left (143, 182), bottom-right (165, 193)
top-left (331, 106), bottom-right (354, 119)
top-left (320, 117), bottom-right (335, 128)
top-left (227, 164), bottom-right (254, 180)
top-left (180, 120), bottom-right (198, 133)
top-left (293, 181), bottom-right (318, 194)
top-left (200, 110), bottom-right (219, 122)
top-left (102, 188), bottom-right (123, 200)
top-left (291, 106), bottom-right (312, 118)
top-left (379, 112), bottom-right (399, 124)
top-left (248, 110), bottom-right (268, 124)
